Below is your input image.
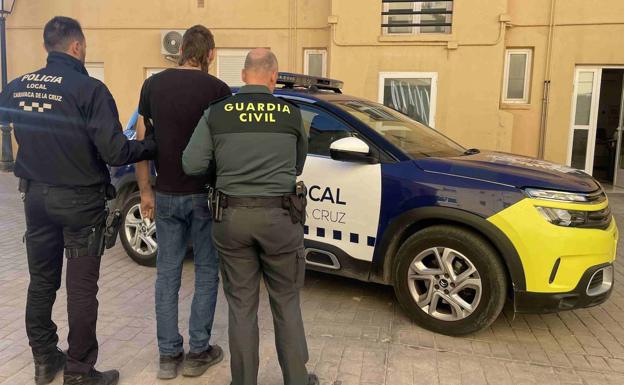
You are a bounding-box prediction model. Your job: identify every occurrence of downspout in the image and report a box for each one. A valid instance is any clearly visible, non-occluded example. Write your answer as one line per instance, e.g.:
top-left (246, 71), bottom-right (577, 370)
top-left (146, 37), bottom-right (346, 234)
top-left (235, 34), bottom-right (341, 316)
top-left (294, 0), bottom-right (299, 72)
top-left (288, 0), bottom-right (293, 71)
top-left (538, 0), bottom-right (557, 159)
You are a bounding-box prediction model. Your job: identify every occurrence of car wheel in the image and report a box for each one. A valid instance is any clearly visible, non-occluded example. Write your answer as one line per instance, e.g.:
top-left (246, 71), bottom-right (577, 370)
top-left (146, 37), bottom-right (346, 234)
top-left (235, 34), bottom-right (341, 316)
top-left (119, 192), bottom-right (157, 267)
top-left (393, 225), bottom-right (507, 335)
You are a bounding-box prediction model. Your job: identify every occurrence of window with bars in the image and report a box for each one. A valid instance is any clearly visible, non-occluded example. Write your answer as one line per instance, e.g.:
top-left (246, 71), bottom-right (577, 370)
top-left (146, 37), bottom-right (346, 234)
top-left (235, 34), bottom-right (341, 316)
top-left (382, 0), bottom-right (453, 34)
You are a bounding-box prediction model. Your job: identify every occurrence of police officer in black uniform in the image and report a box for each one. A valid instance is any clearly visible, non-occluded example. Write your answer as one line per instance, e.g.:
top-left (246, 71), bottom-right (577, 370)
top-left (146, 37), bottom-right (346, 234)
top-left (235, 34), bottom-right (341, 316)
top-left (0, 17), bottom-right (156, 385)
top-left (182, 49), bottom-right (318, 385)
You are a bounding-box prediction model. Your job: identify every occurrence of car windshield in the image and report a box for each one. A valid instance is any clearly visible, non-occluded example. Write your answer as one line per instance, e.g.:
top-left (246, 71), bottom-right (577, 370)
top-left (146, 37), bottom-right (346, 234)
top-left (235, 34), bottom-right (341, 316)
top-left (333, 100), bottom-right (466, 158)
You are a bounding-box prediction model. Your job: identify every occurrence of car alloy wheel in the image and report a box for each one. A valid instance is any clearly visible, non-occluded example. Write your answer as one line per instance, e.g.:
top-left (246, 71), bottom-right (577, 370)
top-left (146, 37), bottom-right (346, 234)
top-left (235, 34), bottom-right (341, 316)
top-left (407, 247), bottom-right (482, 322)
top-left (124, 203), bottom-right (157, 256)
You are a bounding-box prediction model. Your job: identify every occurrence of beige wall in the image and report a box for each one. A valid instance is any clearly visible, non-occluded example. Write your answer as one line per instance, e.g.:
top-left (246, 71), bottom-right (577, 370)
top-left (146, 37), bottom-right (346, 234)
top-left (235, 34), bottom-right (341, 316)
top-left (4, 0), bottom-right (331, 126)
top-left (506, 0), bottom-right (624, 163)
top-left (3, 0), bottom-right (624, 167)
top-left (329, 0), bottom-right (513, 151)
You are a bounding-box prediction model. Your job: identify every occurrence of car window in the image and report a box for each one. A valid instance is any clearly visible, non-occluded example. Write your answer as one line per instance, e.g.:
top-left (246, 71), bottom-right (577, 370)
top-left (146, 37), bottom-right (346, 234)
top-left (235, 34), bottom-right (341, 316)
top-left (299, 104), bottom-right (354, 156)
top-left (333, 100), bottom-right (465, 159)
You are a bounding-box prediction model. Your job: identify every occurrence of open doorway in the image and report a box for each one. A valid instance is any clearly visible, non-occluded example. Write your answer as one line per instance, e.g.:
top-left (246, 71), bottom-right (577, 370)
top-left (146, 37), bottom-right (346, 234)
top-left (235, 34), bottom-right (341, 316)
top-left (568, 67), bottom-right (624, 188)
top-left (592, 69), bottom-right (624, 184)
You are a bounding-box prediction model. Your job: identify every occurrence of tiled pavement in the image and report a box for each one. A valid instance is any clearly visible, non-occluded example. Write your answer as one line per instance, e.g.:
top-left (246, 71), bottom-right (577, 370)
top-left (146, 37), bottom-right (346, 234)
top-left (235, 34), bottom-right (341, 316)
top-left (2, 172), bottom-right (624, 385)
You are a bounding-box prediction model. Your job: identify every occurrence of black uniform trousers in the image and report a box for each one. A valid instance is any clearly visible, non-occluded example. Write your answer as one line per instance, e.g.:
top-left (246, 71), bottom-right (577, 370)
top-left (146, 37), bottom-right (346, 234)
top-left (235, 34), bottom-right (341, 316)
top-left (23, 181), bottom-right (107, 374)
top-left (212, 205), bottom-right (309, 385)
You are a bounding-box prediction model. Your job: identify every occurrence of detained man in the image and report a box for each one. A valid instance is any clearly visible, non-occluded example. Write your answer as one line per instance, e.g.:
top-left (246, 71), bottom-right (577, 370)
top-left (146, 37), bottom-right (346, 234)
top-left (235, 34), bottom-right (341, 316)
top-left (135, 25), bottom-right (231, 380)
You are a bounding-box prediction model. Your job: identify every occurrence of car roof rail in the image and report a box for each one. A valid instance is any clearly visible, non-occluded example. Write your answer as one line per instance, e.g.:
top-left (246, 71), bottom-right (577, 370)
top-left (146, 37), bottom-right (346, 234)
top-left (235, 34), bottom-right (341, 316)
top-left (277, 72), bottom-right (344, 94)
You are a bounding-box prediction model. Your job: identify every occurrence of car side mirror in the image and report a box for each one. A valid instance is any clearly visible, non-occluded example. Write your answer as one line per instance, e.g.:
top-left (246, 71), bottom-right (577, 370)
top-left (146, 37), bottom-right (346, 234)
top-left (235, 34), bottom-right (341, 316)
top-left (329, 137), bottom-right (379, 164)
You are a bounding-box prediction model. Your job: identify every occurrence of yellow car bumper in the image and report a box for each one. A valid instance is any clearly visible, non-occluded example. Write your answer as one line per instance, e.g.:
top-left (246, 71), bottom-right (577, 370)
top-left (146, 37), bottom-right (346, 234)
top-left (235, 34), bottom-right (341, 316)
top-left (488, 197), bottom-right (617, 312)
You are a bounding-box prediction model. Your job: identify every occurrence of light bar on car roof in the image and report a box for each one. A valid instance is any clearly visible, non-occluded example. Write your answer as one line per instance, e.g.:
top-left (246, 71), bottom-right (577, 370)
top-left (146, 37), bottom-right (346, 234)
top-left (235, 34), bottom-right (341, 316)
top-left (277, 72), bottom-right (344, 93)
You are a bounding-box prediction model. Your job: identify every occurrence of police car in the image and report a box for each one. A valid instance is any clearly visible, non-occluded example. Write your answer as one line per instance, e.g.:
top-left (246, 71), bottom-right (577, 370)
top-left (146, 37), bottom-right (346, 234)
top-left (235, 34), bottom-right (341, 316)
top-left (110, 73), bottom-right (617, 335)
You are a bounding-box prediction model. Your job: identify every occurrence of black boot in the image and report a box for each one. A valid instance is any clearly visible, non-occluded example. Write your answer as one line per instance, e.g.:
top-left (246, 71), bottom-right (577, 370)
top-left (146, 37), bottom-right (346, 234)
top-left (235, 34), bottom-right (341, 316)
top-left (157, 352), bottom-right (184, 380)
top-left (34, 348), bottom-right (66, 385)
top-left (63, 369), bottom-right (120, 385)
top-left (182, 345), bottom-right (224, 377)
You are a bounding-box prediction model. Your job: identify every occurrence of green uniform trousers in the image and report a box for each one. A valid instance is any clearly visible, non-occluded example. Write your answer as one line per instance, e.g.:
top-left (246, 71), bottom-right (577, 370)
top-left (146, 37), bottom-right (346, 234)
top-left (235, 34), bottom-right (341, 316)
top-left (212, 206), bottom-right (309, 385)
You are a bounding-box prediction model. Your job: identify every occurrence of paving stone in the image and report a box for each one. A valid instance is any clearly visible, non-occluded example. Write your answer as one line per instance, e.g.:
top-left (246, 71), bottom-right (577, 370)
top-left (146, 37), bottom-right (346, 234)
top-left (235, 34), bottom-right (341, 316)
top-left (2, 172), bottom-right (624, 384)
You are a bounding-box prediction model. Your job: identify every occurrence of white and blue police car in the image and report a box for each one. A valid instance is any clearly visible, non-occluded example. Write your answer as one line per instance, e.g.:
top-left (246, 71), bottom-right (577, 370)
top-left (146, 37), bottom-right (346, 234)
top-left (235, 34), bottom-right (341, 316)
top-left (110, 73), bottom-right (617, 335)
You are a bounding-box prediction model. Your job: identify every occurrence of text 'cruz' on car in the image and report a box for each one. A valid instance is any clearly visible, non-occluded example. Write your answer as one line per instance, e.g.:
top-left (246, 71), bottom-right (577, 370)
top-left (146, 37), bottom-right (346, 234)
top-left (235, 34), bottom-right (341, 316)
top-left (110, 73), bottom-right (618, 336)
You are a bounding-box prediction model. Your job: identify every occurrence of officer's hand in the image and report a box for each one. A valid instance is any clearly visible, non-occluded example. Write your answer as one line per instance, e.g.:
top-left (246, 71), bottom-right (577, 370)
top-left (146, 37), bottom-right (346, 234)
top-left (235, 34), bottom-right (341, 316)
top-left (140, 189), bottom-right (155, 220)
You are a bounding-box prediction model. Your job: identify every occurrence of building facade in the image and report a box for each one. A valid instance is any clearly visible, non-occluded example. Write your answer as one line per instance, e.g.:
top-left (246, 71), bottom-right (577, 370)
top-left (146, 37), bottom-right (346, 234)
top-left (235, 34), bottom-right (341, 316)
top-left (3, 0), bottom-right (624, 186)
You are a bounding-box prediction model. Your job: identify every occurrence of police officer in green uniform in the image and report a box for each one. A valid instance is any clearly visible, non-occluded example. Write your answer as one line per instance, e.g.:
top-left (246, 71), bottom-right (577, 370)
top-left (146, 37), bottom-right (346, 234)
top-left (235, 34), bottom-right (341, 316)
top-left (182, 48), bottom-right (317, 385)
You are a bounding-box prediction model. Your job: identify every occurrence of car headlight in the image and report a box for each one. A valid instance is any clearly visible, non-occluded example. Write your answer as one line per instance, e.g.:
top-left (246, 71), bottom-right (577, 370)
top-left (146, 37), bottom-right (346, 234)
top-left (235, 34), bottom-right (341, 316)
top-left (535, 207), bottom-right (588, 227)
top-left (525, 188), bottom-right (592, 203)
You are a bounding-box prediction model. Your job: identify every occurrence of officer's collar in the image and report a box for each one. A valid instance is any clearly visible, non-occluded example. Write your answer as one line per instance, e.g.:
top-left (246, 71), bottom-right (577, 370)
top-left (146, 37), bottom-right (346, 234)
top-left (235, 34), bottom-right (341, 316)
top-left (237, 85), bottom-right (272, 95)
top-left (46, 52), bottom-right (89, 76)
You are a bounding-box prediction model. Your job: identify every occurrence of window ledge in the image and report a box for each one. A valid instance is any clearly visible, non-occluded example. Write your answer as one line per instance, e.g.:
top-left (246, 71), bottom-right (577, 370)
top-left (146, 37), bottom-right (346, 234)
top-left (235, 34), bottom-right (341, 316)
top-left (378, 34), bottom-right (455, 43)
top-left (500, 103), bottom-right (532, 110)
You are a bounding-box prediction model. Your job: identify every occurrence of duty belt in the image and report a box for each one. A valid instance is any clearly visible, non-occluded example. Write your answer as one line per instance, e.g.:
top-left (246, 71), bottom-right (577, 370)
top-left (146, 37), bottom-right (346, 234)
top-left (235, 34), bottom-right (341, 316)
top-left (210, 183), bottom-right (307, 224)
top-left (226, 196), bottom-right (284, 208)
top-left (19, 178), bottom-right (117, 200)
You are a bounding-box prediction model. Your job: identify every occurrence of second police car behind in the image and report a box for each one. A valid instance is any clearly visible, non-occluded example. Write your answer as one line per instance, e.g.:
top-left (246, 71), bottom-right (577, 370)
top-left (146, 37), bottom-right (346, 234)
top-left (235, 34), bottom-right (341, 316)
top-left (110, 73), bottom-right (618, 335)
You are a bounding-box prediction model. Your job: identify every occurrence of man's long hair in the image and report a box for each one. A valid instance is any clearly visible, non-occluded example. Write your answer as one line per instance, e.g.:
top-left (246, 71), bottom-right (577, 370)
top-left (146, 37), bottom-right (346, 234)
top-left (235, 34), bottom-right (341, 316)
top-left (178, 25), bottom-right (215, 72)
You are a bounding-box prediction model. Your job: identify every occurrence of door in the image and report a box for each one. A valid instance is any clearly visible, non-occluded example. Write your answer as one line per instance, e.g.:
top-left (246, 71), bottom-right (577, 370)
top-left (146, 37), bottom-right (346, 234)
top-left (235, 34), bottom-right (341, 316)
top-left (568, 67), bottom-right (602, 173)
top-left (297, 103), bottom-right (382, 263)
top-left (613, 74), bottom-right (624, 187)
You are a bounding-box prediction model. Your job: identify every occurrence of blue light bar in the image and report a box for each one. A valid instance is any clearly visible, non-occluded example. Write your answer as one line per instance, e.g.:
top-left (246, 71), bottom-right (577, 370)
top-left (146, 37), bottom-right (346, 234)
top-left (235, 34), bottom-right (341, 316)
top-left (277, 72), bottom-right (344, 93)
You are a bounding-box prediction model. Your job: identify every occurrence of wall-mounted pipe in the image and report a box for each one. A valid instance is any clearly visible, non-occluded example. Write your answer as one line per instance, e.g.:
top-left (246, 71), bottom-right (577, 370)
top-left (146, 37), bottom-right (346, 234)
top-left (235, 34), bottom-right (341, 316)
top-left (538, 0), bottom-right (557, 159)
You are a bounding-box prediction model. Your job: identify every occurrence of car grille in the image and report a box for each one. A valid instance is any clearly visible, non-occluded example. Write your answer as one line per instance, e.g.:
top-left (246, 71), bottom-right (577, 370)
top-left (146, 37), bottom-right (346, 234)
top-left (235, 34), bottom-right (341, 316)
top-left (579, 206), bottom-right (612, 230)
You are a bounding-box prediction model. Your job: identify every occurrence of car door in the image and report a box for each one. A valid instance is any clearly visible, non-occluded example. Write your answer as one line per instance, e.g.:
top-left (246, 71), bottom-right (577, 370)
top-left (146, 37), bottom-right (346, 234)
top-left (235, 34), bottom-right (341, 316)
top-left (296, 103), bottom-right (383, 266)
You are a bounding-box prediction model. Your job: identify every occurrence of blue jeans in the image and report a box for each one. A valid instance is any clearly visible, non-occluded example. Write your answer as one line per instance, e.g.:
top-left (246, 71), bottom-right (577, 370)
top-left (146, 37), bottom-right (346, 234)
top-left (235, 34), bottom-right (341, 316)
top-left (154, 192), bottom-right (220, 356)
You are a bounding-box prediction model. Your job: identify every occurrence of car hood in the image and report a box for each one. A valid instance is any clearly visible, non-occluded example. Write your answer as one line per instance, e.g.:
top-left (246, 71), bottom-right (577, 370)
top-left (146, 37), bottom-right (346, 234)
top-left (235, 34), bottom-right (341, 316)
top-left (414, 151), bottom-right (601, 193)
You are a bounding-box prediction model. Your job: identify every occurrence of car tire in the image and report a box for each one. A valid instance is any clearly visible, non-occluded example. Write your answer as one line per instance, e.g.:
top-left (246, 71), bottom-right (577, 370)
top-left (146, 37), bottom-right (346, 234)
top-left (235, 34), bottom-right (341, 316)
top-left (119, 192), bottom-right (158, 267)
top-left (393, 225), bottom-right (507, 336)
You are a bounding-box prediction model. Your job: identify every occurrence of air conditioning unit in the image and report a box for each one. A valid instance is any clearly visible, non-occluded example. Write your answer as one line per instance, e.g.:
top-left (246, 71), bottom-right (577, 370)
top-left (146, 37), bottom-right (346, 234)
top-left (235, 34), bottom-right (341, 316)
top-left (160, 30), bottom-right (186, 56)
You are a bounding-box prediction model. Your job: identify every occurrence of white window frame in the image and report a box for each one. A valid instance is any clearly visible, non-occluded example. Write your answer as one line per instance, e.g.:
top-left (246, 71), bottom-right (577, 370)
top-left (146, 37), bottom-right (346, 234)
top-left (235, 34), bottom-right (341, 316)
top-left (303, 49), bottom-right (327, 77)
top-left (502, 48), bottom-right (533, 104)
top-left (566, 67), bottom-right (603, 173)
top-left (216, 49), bottom-right (251, 87)
top-left (145, 68), bottom-right (168, 78)
top-left (85, 62), bottom-right (105, 82)
top-left (378, 72), bottom-right (438, 128)
top-left (382, 1), bottom-right (452, 35)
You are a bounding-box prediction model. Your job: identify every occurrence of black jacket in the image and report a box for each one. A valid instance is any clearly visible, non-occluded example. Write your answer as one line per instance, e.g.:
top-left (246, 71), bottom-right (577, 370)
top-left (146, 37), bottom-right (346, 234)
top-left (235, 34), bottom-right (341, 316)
top-left (0, 52), bottom-right (156, 186)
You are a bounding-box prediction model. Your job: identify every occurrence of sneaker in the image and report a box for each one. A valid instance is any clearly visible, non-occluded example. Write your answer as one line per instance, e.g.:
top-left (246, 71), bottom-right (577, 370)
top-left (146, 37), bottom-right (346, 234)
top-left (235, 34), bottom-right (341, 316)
top-left (34, 348), bottom-right (66, 385)
top-left (63, 369), bottom-right (119, 385)
top-left (182, 345), bottom-right (224, 377)
top-left (308, 374), bottom-right (319, 385)
top-left (157, 352), bottom-right (184, 380)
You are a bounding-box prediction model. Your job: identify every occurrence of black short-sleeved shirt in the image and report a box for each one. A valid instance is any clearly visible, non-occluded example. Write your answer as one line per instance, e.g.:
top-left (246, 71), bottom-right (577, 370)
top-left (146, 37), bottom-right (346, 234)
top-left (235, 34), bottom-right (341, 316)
top-left (139, 68), bottom-right (231, 193)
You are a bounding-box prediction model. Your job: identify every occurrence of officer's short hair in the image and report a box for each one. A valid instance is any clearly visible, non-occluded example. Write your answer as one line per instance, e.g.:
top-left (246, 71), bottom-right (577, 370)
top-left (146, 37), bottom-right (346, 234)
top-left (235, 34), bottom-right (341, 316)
top-left (244, 49), bottom-right (278, 74)
top-left (178, 25), bottom-right (216, 72)
top-left (43, 16), bottom-right (85, 52)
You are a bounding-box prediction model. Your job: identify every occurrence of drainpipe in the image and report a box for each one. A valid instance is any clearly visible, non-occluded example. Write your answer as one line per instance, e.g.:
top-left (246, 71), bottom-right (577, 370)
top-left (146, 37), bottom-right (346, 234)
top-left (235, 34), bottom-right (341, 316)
top-left (288, 0), bottom-right (295, 72)
top-left (538, 0), bottom-right (557, 159)
top-left (294, 0), bottom-right (298, 72)
top-left (287, 0), bottom-right (299, 72)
